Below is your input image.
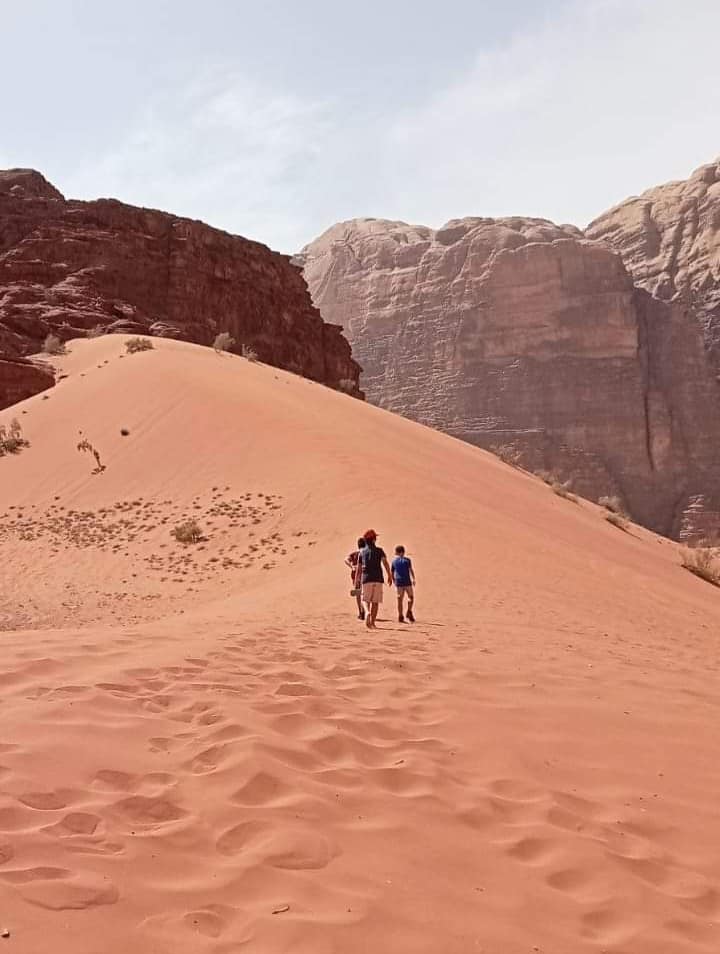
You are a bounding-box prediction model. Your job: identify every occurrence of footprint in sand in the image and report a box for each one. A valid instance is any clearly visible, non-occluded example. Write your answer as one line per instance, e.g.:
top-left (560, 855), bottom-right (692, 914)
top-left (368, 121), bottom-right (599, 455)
top-left (0, 866), bottom-right (119, 910)
top-left (216, 820), bottom-right (335, 870)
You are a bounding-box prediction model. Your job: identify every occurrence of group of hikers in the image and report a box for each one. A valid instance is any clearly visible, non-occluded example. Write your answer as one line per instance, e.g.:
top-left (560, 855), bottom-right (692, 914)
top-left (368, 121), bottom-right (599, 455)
top-left (345, 529), bottom-right (416, 629)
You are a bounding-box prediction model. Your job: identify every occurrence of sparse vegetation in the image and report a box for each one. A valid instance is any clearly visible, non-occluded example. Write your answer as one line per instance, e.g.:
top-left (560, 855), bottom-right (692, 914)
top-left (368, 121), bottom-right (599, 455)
top-left (241, 344), bottom-right (259, 362)
top-left (681, 544), bottom-right (720, 586)
top-left (87, 324), bottom-right (105, 338)
top-left (77, 433), bottom-right (106, 474)
top-left (606, 512), bottom-right (629, 531)
top-left (551, 480), bottom-right (578, 502)
top-left (490, 443), bottom-right (522, 467)
top-left (599, 495), bottom-right (624, 514)
top-left (125, 337), bottom-right (154, 354)
top-left (0, 419), bottom-right (29, 456)
top-left (337, 378), bottom-right (356, 394)
top-left (172, 519), bottom-right (204, 544)
top-left (43, 333), bottom-right (65, 355)
top-left (213, 331), bottom-right (235, 352)
top-left (536, 470), bottom-right (554, 485)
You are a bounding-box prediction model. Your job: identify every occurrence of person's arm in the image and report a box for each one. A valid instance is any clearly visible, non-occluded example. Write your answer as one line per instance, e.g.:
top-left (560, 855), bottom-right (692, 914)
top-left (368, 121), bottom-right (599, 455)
top-left (344, 553), bottom-right (354, 568)
top-left (390, 558), bottom-right (396, 586)
top-left (382, 553), bottom-right (393, 585)
top-left (410, 559), bottom-right (416, 584)
top-left (354, 554), bottom-right (363, 588)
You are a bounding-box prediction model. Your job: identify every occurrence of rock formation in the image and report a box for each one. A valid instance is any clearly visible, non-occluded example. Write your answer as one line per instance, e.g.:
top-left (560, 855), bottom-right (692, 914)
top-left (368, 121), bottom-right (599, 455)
top-left (300, 216), bottom-right (720, 540)
top-left (0, 355), bottom-right (54, 410)
top-left (587, 159), bottom-right (720, 368)
top-left (0, 169), bottom-right (361, 408)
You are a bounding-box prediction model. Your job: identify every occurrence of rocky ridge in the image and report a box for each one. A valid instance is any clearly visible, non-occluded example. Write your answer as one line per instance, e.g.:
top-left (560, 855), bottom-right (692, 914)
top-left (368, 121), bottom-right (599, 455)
top-left (0, 169), bottom-right (361, 407)
top-left (301, 208), bottom-right (720, 541)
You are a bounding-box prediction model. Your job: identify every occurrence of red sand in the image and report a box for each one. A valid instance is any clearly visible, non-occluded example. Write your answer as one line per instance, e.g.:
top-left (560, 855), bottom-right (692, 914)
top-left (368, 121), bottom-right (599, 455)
top-left (0, 336), bottom-right (719, 953)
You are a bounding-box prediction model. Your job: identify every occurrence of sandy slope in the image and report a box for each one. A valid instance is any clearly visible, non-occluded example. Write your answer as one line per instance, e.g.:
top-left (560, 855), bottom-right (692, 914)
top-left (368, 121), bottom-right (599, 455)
top-left (0, 336), bottom-right (719, 953)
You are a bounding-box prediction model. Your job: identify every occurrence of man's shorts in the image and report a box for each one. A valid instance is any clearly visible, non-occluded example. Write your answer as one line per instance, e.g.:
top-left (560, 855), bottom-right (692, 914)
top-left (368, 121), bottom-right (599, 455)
top-left (362, 581), bottom-right (384, 604)
top-left (396, 585), bottom-right (414, 598)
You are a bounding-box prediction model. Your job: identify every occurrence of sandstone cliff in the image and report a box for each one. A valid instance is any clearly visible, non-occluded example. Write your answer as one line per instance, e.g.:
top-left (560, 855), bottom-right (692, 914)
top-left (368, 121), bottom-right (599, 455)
top-left (301, 216), bottom-right (720, 540)
top-left (587, 160), bottom-right (720, 366)
top-left (0, 169), bottom-right (361, 406)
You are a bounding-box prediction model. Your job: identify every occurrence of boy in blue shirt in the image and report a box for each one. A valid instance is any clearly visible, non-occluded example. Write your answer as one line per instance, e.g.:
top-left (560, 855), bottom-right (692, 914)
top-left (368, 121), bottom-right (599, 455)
top-left (391, 545), bottom-right (416, 623)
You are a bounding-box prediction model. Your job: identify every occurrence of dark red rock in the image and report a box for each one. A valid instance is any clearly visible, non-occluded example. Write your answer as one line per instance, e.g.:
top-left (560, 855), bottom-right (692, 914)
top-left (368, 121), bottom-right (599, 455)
top-left (0, 169), bottom-right (361, 403)
top-left (0, 355), bottom-right (54, 409)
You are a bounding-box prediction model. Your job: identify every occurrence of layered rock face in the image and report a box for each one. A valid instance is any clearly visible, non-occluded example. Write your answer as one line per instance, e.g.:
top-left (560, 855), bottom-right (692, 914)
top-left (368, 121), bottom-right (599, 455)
top-left (0, 169), bottom-right (360, 407)
top-left (0, 356), bottom-right (54, 410)
top-left (587, 160), bottom-right (720, 365)
top-left (301, 217), bottom-right (720, 540)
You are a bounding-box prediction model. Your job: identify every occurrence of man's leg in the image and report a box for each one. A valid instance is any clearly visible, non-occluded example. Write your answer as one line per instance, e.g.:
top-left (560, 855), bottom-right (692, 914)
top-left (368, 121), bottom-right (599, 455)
top-left (370, 600), bottom-right (380, 626)
top-left (406, 588), bottom-right (415, 622)
top-left (397, 589), bottom-right (405, 622)
top-left (356, 590), bottom-right (365, 619)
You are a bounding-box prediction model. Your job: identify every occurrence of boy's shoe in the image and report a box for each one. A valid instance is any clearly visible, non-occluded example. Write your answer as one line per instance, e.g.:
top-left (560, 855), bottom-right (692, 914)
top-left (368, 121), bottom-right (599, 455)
top-left (398, 614), bottom-right (405, 623)
top-left (358, 608), bottom-right (365, 620)
top-left (406, 609), bottom-right (415, 623)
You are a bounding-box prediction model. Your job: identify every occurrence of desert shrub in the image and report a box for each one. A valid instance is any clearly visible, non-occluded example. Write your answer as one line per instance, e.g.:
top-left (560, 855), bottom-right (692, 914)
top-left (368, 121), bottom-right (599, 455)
top-left (606, 512), bottom-right (629, 531)
top-left (43, 333), bottom-right (65, 355)
top-left (491, 443), bottom-right (521, 466)
top-left (241, 344), bottom-right (259, 362)
top-left (337, 378), bottom-right (356, 394)
top-left (536, 470), bottom-right (554, 485)
top-left (551, 480), bottom-right (578, 502)
top-left (86, 324), bottom-right (105, 338)
top-left (213, 331), bottom-right (235, 352)
top-left (599, 495), bottom-right (624, 515)
top-left (0, 419), bottom-right (29, 456)
top-left (76, 435), bottom-right (106, 474)
top-left (681, 545), bottom-right (720, 586)
top-left (125, 337), bottom-right (154, 354)
top-left (172, 519), bottom-right (203, 544)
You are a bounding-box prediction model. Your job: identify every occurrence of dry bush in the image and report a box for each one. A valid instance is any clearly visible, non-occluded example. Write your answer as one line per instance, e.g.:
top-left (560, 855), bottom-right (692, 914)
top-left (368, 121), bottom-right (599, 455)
top-left (125, 337), bottom-right (154, 354)
top-left (606, 512), bottom-right (629, 531)
top-left (213, 331), bottom-right (235, 352)
top-left (86, 324), bottom-right (105, 338)
top-left (599, 495), bottom-right (624, 515)
top-left (490, 443), bottom-right (522, 466)
top-left (681, 545), bottom-right (720, 586)
top-left (172, 519), bottom-right (203, 544)
top-left (241, 344), bottom-right (259, 362)
top-left (551, 480), bottom-right (578, 502)
top-left (0, 419), bottom-right (29, 456)
top-left (337, 378), bottom-right (356, 394)
top-left (43, 333), bottom-right (65, 355)
top-left (536, 470), bottom-right (554, 485)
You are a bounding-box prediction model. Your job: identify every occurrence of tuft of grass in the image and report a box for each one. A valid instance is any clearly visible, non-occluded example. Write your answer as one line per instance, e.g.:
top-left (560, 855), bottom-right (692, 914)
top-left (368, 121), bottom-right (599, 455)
top-left (0, 418), bottom-right (29, 456)
top-left (337, 378), bottom-right (356, 394)
top-left (606, 512), bottom-right (629, 531)
top-left (125, 337), bottom-right (154, 354)
top-left (551, 480), bottom-right (578, 502)
top-left (172, 519), bottom-right (203, 544)
top-left (241, 344), bottom-right (259, 362)
top-left (86, 324), bottom-right (105, 338)
top-left (43, 333), bottom-right (65, 355)
top-left (490, 443), bottom-right (522, 467)
top-left (599, 495), bottom-right (624, 514)
top-left (681, 545), bottom-right (720, 586)
top-left (213, 331), bottom-right (235, 352)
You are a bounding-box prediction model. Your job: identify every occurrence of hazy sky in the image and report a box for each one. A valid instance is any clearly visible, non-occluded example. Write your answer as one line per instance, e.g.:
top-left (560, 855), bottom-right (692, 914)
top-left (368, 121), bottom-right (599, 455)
top-left (2, 0), bottom-right (719, 251)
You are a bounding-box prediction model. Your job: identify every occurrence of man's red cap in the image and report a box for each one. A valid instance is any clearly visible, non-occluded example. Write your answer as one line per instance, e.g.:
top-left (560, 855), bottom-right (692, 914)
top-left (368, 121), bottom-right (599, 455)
top-left (363, 529), bottom-right (377, 541)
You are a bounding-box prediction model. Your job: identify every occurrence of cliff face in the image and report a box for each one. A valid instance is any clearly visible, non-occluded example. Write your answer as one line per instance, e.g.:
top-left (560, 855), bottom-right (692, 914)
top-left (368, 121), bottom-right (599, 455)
top-left (301, 216), bottom-right (720, 540)
top-left (0, 169), bottom-right (361, 406)
top-left (0, 356), bottom-right (54, 410)
top-left (587, 160), bottom-right (720, 366)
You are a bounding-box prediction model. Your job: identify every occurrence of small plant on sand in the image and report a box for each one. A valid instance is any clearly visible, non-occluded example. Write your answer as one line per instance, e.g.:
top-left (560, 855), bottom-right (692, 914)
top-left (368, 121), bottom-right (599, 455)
top-left (599, 495), bottom-right (624, 514)
top-left (77, 433), bottom-right (106, 474)
top-left (241, 344), bottom-right (259, 362)
top-left (490, 443), bottom-right (522, 467)
top-left (551, 479), bottom-right (578, 503)
top-left (172, 519), bottom-right (204, 544)
top-left (125, 337), bottom-right (154, 354)
top-left (43, 333), bottom-right (65, 355)
top-left (681, 544), bottom-right (720, 586)
top-left (86, 324), bottom-right (105, 338)
top-left (606, 512), bottom-right (629, 531)
top-left (0, 418), bottom-right (29, 456)
top-left (213, 331), bottom-right (235, 353)
top-left (337, 378), bottom-right (356, 394)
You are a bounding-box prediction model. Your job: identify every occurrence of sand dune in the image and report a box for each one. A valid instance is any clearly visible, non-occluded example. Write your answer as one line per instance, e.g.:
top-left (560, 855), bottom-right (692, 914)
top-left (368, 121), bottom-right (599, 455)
top-left (1, 336), bottom-right (719, 953)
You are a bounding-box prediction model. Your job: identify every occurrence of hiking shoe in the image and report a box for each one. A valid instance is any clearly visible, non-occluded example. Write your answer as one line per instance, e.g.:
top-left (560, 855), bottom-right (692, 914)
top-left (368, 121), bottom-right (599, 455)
top-left (398, 614), bottom-right (405, 623)
top-left (406, 609), bottom-right (415, 623)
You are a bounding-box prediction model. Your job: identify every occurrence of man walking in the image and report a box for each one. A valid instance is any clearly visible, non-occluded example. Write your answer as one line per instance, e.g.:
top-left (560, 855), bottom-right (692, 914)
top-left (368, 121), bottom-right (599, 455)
top-left (354, 529), bottom-right (392, 629)
top-left (391, 545), bottom-right (416, 623)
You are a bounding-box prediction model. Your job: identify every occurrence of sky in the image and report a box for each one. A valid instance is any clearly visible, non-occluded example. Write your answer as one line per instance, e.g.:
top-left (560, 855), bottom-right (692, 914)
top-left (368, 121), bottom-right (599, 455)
top-left (2, 0), bottom-right (719, 252)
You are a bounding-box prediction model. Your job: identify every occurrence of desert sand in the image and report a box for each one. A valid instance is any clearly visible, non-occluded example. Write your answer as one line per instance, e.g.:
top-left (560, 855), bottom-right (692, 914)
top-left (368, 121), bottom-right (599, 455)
top-left (0, 336), bottom-right (719, 953)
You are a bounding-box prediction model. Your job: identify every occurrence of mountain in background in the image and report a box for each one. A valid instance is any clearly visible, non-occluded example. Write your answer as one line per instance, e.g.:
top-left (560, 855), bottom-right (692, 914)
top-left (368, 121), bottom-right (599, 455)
top-left (300, 160), bottom-right (720, 542)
